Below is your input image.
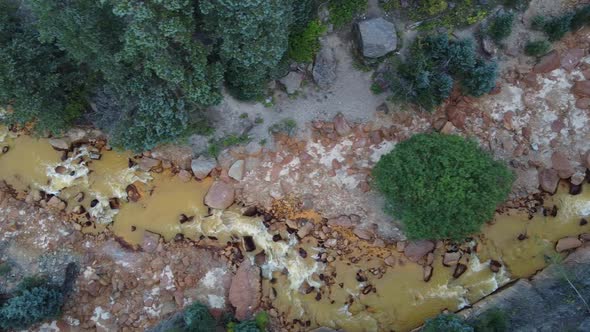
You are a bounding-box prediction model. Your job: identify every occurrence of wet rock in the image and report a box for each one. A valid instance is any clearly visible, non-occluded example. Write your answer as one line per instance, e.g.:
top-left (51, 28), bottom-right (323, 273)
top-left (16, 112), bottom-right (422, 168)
top-left (151, 144), bottom-right (193, 170)
top-left (538, 168), bottom-right (560, 194)
top-left (327, 215), bottom-right (353, 228)
top-left (126, 184), bottom-right (141, 202)
top-left (443, 252), bottom-right (461, 266)
top-left (72, 205), bottom-right (86, 215)
top-left (333, 113), bottom-right (352, 136)
top-left (47, 196), bottom-right (66, 211)
top-left (204, 181), bottom-right (235, 210)
top-left (423, 266), bottom-right (433, 282)
top-left (580, 233), bottom-right (590, 241)
top-left (228, 160), bottom-right (245, 181)
top-left (48, 138), bottom-right (71, 151)
top-left (297, 222), bottom-right (314, 238)
top-left (138, 157), bottom-right (161, 172)
top-left (355, 18), bottom-right (397, 58)
top-left (178, 214), bottom-right (193, 224)
top-left (54, 166), bottom-right (68, 175)
top-left (324, 238), bottom-right (338, 248)
top-left (313, 42), bottom-right (337, 89)
top-left (1, 146), bottom-right (8, 154)
top-left (243, 236), bottom-right (256, 252)
top-left (490, 260), bottom-right (502, 273)
top-left (453, 263), bottom-right (467, 278)
top-left (229, 261), bottom-right (261, 320)
top-left (353, 226), bottom-right (374, 240)
top-left (572, 80), bottom-right (590, 98)
top-left (404, 240), bottom-right (435, 262)
top-left (191, 156), bottom-right (217, 180)
top-left (560, 48), bottom-right (584, 71)
top-left (533, 51), bottom-right (560, 74)
top-left (570, 183), bottom-right (583, 195)
top-left (384, 255), bottom-right (396, 267)
top-left (65, 128), bottom-right (89, 143)
top-left (142, 231), bottom-right (161, 253)
top-left (299, 248), bottom-right (308, 258)
top-left (570, 171), bottom-right (586, 186)
top-left (279, 71), bottom-right (304, 94)
top-left (555, 237), bottom-right (582, 252)
top-left (177, 169), bottom-right (192, 183)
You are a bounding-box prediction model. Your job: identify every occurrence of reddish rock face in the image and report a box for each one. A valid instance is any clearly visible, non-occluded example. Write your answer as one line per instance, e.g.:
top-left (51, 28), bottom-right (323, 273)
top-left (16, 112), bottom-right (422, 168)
top-left (533, 51), bottom-right (560, 74)
top-left (333, 113), bottom-right (352, 136)
top-left (572, 80), bottom-right (590, 98)
top-left (538, 168), bottom-right (560, 194)
top-left (555, 237), bottom-right (582, 252)
top-left (403, 240), bottom-right (435, 262)
top-left (551, 151), bottom-right (575, 179)
top-left (560, 48), bottom-right (585, 71)
top-left (204, 180), bottom-right (235, 209)
top-left (575, 98), bottom-right (590, 109)
top-left (229, 260), bottom-right (261, 320)
top-left (447, 107), bottom-right (466, 129)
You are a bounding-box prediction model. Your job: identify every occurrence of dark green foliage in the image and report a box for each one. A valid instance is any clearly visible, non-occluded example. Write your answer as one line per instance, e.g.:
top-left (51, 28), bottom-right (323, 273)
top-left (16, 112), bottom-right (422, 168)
top-left (29, 0), bottom-right (223, 152)
top-left (571, 5), bottom-right (590, 30)
top-left (0, 1), bottom-right (88, 135)
top-left (372, 133), bottom-right (514, 240)
top-left (385, 34), bottom-right (497, 111)
top-left (291, 0), bottom-right (316, 33)
top-left (329, 0), bottom-right (368, 28)
top-left (462, 60), bottom-right (498, 97)
top-left (200, 0), bottom-right (292, 101)
top-left (183, 301), bottom-right (216, 332)
top-left (227, 312), bottom-right (268, 332)
top-left (288, 20), bottom-right (326, 63)
top-left (0, 278), bottom-right (65, 330)
top-left (524, 40), bottom-right (551, 57)
top-left (541, 14), bottom-right (573, 41)
top-left (472, 309), bottom-right (508, 332)
top-left (486, 12), bottom-right (515, 42)
top-left (423, 314), bottom-right (474, 332)
top-left (402, 0), bottom-right (491, 31)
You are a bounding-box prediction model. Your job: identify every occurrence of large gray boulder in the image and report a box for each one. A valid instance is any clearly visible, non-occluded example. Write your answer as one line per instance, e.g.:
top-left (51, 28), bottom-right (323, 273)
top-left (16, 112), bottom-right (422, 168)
top-left (313, 42), bottom-right (337, 89)
top-left (355, 18), bottom-right (397, 58)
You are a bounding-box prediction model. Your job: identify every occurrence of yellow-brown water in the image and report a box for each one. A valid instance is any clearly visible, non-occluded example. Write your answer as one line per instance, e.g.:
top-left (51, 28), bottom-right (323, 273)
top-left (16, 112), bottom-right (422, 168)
top-left (0, 130), bottom-right (589, 331)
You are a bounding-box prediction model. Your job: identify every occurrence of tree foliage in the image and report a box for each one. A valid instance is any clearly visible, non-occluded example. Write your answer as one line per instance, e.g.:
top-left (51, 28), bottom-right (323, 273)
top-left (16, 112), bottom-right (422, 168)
top-left (386, 34), bottom-right (497, 111)
top-left (329, 0), bottom-right (367, 28)
top-left (200, 0), bottom-right (293, 100)
top-left (0, 1), bottom-right (88, 135)
top-left (288, 20), bottom-right (326, 63)
top-left (0, 276), bottom-right (68, 330)
top-left (532, 5), bottom-right (590, 42)
top-left (184, 301), bottom-right (216, 332)
top-left (486, 11), bottom-right (515, 42)
top-left (372, 133), bottom-right (514, 240)
top-left (524, 40), bottom-right (551, 57)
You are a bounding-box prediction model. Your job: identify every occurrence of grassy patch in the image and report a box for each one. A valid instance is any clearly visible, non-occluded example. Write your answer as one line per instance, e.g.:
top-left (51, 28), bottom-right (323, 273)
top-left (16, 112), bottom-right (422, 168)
top-left (329, 0), bottom-right (367, 28)
top-left (288, 20), bottom-right (326, 63)
top-left (268, 118), bottom-right (298, 136)
top-left (524, 40), bottom-right (552, 57)
top-left (208, 134), bottom-right (251, 157)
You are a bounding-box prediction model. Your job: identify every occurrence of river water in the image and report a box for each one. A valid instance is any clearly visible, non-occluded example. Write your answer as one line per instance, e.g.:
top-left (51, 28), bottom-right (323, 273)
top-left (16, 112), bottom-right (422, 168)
top-left (0, 129), bottom-right (588, 331)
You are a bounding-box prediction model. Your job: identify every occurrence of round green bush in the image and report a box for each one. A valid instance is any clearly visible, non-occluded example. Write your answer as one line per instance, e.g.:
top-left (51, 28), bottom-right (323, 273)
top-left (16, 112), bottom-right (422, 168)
top-left (0, 286), bottom-right (64, 330)
top-left (524, 40), bottom-right (552, 57)
top-left (372, 133), bottom-right (514, 240)
top-left (423, 314), bottom-right (474, 332)
top-left (184, 302), bottom-right (216, 332)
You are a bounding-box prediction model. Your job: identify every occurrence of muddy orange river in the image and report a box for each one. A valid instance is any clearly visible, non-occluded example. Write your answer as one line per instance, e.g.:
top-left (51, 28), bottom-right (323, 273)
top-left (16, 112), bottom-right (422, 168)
top-left (1, 128), bottom-right (589, 331)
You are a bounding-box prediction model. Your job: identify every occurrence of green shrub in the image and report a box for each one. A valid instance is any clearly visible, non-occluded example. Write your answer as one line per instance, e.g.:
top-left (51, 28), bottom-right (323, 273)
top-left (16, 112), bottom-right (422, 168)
top-left (532, 12), bottom-right (575, 41)
top-left (0, 1), bottom-right (89, 135)
top-left (472, 309), bottom-right (508, 332)
top-left (0, 285), bottom-right (64, 330)
top-left (329, 0), bottom-right (368, 28)
top-left (571, 5), bottom-right (590, 30)
top-left (227, 312), bottom-right (269, 332)
top-left (385, 34), bottom-right (497, 111)
top-left (420, 0), bottom-right (449, 16)
top-left (423, 314), bottom-right (474, 332)
top-left (200, 0), bottom-right (292, 101)
top-left (405, 0), bottom-right (492, 31)
top-left (184, 302), bottom-right (216, 332)
top-left (288, 20), bottom-right (326, 63)
top-left (524, 40), bottom-right (552, 57)
top-left (486, 12), bottom-right (515, 42)
top-left (372, 133), bottom-right (514, 240)
top-left (462, 59), bottom-right (498, 97)
top-left (208, 134), bottom-right (251, 157)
